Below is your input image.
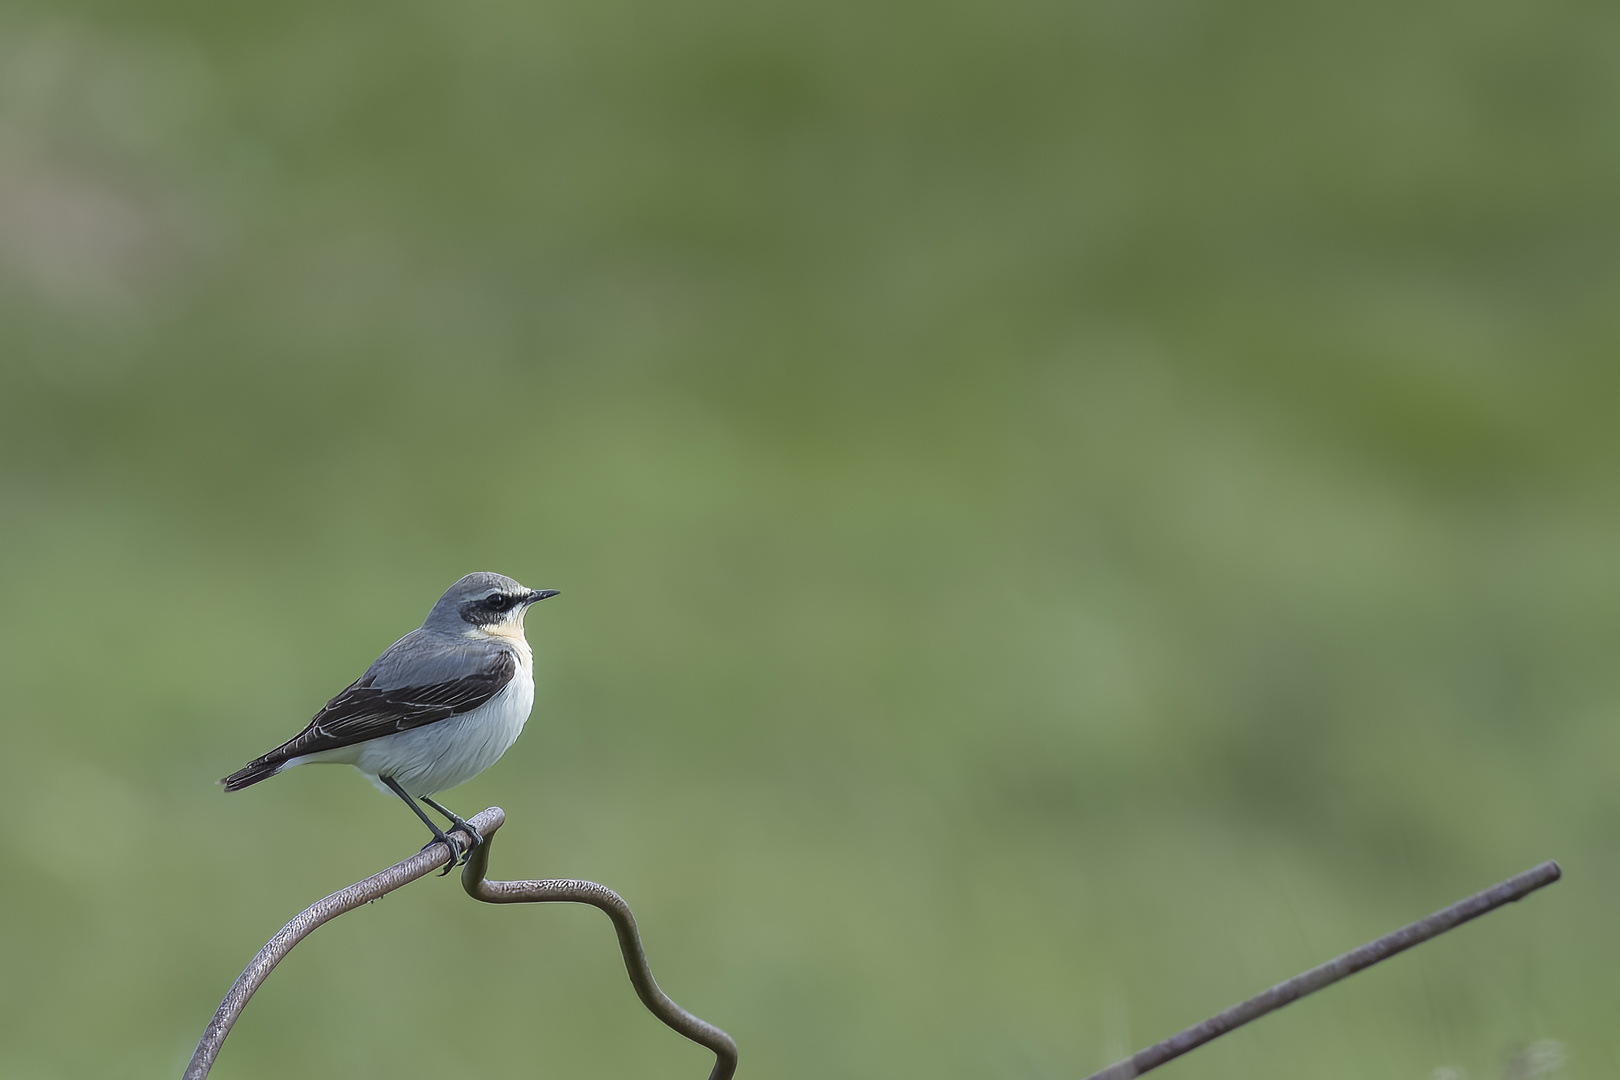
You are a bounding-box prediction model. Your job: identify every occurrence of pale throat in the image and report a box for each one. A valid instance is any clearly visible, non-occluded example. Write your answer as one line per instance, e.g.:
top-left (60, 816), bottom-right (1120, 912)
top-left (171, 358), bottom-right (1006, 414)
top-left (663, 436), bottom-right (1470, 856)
top-left (468, 619), bottom-right (532, 670)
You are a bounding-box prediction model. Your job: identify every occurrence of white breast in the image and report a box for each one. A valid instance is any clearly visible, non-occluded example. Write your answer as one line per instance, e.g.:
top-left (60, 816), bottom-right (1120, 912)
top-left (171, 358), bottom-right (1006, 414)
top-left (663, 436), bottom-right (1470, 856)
top-left (352, 657), bottom-right (535, 798)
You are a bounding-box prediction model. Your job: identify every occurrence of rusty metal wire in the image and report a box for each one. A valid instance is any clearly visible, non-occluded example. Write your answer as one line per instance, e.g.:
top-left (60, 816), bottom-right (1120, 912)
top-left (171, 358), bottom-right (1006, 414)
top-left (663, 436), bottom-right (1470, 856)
top-left (185, 806), bottom-right (1554, 1080)
top-left (184, 807), bottom-right (736, 1080)
top-left (1083, 860), bottom-right (1562, 1080)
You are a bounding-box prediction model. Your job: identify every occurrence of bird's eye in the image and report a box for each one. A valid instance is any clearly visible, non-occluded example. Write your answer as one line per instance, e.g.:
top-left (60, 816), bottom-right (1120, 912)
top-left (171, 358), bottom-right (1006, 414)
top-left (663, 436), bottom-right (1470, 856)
top-left (487, 593), bottom-right (509, 610)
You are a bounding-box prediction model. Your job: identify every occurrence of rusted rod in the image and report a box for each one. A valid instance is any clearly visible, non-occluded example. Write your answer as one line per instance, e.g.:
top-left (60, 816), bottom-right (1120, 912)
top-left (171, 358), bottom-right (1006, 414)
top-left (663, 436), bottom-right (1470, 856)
top-left (460, 813), bottom-right (739, 1080)
top-left (1083, 860), bottom-right (1562, 1080)
top-left (184, 806), bottom-right (735, 1080)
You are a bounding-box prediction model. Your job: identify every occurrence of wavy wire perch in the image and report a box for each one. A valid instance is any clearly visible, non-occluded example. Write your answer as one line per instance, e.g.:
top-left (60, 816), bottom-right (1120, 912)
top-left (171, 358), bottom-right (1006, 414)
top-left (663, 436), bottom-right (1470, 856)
top-left (188, 806), bottom-right (1557, 1080)
top-left (185, 807), bottom-right (737, 1080)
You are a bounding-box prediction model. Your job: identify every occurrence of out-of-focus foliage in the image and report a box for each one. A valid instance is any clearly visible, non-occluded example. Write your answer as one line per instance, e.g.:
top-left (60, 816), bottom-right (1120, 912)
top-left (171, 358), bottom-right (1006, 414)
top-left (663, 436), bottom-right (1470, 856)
top-left (1, 1), bottom-right (1616, 1077)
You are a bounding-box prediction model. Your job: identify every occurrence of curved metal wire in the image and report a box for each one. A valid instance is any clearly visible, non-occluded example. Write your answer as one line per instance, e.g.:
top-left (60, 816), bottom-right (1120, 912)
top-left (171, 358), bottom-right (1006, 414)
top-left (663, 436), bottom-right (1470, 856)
top-left (184, 806), bottom-right (736, 1080)
top-left (460, 811), bottom-right (739, 1080)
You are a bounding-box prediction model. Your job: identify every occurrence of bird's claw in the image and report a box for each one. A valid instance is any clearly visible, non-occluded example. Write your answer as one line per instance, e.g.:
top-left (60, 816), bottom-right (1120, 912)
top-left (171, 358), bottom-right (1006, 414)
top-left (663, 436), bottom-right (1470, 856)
top-left (421, 831), bottom-right (466, 875)
top-left (445, 824), bottom-right (484, 873)
top-left (420, 821), bottom-right (483, 875)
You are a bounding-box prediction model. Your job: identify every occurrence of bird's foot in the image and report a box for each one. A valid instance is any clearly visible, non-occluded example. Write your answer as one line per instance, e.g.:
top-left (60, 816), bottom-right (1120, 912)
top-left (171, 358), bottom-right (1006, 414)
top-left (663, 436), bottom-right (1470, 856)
top-left (446, 818), bottom-right (484, 854)
top-left (420, 829), bottom-right (466, 876)
top-left (418, 796), bottom-right (484, 862)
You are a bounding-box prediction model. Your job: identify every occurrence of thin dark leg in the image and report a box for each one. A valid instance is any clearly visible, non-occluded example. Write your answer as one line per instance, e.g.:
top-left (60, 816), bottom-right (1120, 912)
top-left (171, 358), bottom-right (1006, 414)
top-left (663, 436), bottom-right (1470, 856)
top-left (379, 775), bottom-right (463, 876)
top-left (419, 795), bottom-right (485, 850)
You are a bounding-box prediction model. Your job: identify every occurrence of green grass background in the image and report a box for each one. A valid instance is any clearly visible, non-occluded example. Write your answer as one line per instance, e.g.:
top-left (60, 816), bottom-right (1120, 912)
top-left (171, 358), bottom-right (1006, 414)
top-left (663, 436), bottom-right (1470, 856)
top-left (1, 1), bottom-right (1617, 1077)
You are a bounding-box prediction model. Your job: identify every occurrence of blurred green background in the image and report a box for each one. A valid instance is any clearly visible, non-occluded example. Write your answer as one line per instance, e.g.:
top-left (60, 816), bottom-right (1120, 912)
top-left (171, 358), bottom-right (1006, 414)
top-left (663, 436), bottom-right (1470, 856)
top-left (1, 1), bottom-right (1616, 1077)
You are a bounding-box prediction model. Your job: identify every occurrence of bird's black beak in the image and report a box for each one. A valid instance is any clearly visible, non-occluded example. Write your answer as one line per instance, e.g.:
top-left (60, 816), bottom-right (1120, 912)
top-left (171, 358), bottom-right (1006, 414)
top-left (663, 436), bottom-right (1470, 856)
top-left (526, 589), bottom-right (560, 604)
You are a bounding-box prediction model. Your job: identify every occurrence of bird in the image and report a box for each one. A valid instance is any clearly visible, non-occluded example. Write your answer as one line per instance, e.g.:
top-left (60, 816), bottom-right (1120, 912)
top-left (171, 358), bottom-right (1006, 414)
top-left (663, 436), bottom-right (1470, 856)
top-left (222, 572), bottom-right (558, 871)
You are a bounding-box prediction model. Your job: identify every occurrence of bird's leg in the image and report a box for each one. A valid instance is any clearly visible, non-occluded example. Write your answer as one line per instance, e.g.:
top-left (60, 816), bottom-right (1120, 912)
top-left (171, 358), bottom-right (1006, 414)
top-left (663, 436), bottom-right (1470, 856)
top-left (419, 794), bottom-right (485, 852)
top-left (380, 775), bottom-right (464, 876)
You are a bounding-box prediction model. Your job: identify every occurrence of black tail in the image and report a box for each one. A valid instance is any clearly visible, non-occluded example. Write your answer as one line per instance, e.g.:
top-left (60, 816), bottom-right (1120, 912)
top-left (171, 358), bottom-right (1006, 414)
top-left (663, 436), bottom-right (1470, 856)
top-left (221, 758), bottom-right (282, 792)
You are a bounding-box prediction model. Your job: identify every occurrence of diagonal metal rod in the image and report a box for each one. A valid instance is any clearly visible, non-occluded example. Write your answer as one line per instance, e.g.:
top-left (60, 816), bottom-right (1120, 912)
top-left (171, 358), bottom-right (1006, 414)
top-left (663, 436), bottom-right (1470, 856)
top-left (1083, 859), bottom-right (1562, 1080)
top-left (184, 806), bottom-right (735, 1080)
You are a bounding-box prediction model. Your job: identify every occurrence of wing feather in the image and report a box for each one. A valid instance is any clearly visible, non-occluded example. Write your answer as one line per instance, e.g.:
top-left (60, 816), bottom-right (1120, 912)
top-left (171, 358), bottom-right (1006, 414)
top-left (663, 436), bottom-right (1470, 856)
top-left (244, 649), bottom-right (517, 768)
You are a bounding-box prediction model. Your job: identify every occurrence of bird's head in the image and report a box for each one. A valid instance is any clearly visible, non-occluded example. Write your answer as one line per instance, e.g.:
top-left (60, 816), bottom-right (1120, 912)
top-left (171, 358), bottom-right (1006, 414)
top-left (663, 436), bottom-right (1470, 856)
top-left (423, 572), bottom-right (559, 638)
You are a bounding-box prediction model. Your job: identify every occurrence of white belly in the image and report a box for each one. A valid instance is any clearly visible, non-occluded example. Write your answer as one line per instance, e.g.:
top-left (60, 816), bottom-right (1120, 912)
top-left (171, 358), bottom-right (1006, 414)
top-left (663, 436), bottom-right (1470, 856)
top-left (348, 670), bottom-right (534, 797)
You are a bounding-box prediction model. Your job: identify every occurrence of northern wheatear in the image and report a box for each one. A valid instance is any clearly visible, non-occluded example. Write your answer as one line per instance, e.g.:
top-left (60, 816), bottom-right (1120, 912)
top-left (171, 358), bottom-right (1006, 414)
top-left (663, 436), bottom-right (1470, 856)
top-left (222, 572), bottom-right (557, 870)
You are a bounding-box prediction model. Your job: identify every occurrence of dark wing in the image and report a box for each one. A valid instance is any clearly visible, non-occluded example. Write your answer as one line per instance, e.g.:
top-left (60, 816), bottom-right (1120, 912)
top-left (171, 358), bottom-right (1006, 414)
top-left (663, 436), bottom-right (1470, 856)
top-left (222, 650), bottom-right (516, 790)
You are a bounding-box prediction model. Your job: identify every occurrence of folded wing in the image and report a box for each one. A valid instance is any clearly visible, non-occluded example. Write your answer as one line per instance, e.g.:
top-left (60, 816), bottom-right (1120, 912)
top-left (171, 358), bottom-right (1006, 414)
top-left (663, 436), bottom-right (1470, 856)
top-left (222, 649), bottom-right (517, 791)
